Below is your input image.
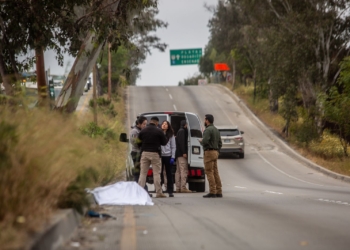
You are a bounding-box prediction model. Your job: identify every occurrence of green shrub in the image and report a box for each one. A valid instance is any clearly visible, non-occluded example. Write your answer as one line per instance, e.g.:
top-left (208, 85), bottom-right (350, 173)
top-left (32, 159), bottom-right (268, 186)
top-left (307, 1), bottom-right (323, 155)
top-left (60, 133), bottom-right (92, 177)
top-left (104, 103), bottom-right (118, 118)
top-left (294, 120), bottom-right (320, 146)
top-left (97, 97), bottom-right (111, 106)
top-left (80, 122), bottom-right (117, 142)
top-left (57, 167), bottom-right (99, 214)
top-left (0, 121), bottom-right (18, 170)
top-left (309, 130), bottom-right (348, 158)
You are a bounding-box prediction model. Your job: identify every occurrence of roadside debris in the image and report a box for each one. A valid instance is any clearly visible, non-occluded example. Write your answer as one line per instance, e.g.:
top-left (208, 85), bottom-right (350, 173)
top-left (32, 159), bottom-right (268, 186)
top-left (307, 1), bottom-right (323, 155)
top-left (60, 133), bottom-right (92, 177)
top-left (86, 210), bottom-right (116, 220)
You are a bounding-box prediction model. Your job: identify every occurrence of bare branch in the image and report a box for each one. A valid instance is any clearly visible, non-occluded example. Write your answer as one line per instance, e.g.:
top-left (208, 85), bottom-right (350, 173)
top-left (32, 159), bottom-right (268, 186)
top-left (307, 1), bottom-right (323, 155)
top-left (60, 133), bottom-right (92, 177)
top-left (74, 0), bottom-right (120, 25)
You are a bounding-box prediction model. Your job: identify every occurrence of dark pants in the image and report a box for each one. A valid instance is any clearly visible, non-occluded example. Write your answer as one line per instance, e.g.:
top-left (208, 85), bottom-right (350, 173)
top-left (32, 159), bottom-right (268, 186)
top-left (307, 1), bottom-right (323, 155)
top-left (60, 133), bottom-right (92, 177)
top-left (161, 156), bottom-right (174, 194)
top-left (131, 151), bottom-right (148, 191)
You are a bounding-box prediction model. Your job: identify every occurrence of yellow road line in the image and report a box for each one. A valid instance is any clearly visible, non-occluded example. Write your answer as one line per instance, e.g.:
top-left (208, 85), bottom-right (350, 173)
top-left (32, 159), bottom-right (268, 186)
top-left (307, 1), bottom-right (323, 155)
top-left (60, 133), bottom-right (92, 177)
top-left (120, 206), bottom-right (137, 250)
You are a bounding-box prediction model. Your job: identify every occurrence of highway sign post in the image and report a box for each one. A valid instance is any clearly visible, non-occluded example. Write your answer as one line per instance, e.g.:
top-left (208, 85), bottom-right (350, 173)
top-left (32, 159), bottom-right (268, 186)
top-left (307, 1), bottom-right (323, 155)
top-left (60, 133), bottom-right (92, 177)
top-left (170, 48), bottom-right (202, 66)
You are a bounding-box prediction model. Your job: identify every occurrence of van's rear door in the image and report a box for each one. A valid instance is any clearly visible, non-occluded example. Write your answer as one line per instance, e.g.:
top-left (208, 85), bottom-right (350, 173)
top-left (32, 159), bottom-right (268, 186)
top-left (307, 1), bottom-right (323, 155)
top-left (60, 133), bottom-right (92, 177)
top-left (185, 112), bottom-right (204, 167)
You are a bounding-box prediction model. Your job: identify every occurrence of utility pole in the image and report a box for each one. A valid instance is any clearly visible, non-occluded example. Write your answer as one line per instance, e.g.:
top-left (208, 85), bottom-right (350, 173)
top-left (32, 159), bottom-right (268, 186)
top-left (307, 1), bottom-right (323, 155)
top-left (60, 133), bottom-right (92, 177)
top-left (35, 46), bottom-right (48, 105)
top-left (93, 65), bottom-right (98, 124)
top-left (108, 42), bottom-right (112, 101)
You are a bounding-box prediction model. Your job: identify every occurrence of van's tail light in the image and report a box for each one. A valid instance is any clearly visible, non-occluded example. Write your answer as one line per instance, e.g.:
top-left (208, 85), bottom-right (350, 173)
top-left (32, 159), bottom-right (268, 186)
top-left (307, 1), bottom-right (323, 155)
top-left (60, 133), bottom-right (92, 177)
top-left (235, 137), bottom-right (243, 141)
top-left (147, 169), bottom-right (153, 176)
top-left (188, 169), bottom-right (203, 177)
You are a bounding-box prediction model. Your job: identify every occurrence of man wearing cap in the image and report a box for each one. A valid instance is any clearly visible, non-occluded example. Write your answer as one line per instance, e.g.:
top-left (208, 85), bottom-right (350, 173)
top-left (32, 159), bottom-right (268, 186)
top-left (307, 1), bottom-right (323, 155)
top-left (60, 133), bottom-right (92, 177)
top-left (137, 116), bottom-right (168, 198)
top-left (200, 114), bottom-right (223, 198)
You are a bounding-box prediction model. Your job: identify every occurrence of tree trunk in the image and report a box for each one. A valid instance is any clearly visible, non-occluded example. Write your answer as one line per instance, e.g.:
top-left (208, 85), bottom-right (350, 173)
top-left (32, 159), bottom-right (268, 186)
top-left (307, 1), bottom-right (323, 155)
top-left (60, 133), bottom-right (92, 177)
top-left (0, 52), bottom-right (13, 96)
top-left (231, 59), bottom-right (236, 90)
top-left (54, 32), bottom-right (104, 113)
top-left (9, 50), bottom-right (22, 83)
top-left (269, 89), bottom-right (278, 113)
top-left (108, 42), bottom-right (112, 100)
top-left (54, 0), bottom-right (120, 113)
top-left (253, 69), bottom-right (257, 101)
top-left (35, 46), bottom-right (48, 104)
top-left (96, 68), bottom-right (103, 96)
top-left (243, 75), bottom-right (247, 87)
top-left (93, 64), bottom-right (97, 124)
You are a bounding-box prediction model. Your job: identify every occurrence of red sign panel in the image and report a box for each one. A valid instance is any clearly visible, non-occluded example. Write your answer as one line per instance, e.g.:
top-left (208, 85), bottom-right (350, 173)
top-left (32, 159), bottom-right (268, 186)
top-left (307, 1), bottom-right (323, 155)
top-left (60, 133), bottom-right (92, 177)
top-left (214, 63), bottom-right (230, 71)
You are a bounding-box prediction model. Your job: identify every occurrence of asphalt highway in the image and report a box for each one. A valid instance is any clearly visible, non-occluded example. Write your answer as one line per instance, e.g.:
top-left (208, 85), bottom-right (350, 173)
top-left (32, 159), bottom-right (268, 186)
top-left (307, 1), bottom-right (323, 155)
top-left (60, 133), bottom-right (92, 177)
top-left (123, 85), bottom-right (350, 250)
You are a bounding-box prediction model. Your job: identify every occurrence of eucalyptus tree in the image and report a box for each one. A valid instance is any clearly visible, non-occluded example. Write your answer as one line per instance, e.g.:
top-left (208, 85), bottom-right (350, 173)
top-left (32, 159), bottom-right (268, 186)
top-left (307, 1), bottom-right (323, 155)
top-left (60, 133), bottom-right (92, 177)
top-left (0, 0), bottom-right (90, 102)
top-left (323, 57), bottom-right (350, 157)
top-left (55, 0), bottom-right (167, 112)
top-left (0, 0), bottom-right (166, 110)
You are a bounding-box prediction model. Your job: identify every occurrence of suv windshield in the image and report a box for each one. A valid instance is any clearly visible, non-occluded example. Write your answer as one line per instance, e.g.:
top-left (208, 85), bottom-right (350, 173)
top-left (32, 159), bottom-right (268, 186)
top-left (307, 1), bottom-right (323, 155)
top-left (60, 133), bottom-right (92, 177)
top-left (219, 129), bottom-right (240, 136)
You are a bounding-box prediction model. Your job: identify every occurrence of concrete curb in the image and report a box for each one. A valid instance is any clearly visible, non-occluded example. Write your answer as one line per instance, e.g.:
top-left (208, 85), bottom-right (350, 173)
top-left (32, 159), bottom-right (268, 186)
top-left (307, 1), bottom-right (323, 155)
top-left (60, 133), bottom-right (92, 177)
top-left (26, 209), bottom-right (81, 250)
top-left (217, 84), bottom-right (350, 183)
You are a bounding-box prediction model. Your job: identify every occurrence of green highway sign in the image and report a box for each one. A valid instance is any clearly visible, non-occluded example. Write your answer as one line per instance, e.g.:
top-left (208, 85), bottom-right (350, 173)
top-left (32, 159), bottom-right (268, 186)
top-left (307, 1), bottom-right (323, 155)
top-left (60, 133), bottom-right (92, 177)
top-left (170, 48), bottom-right (202, 66)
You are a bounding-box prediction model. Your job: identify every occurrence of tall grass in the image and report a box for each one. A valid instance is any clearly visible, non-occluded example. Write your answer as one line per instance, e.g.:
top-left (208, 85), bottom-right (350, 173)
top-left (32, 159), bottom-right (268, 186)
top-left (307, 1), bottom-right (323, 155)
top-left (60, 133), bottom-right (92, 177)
top-left (0, 91), bottom-right (126, 249)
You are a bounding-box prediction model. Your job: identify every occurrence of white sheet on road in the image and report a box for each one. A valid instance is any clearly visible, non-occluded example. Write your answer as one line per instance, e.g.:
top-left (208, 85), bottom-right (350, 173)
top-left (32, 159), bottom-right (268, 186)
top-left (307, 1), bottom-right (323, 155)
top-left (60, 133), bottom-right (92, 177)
top-left (90, 181), bottom-right (154, 206)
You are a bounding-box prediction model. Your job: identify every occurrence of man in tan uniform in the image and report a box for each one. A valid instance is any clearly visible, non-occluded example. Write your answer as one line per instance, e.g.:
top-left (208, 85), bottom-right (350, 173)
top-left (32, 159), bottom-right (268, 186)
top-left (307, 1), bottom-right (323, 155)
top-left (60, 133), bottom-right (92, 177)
top-left (200, 114), bottom-right (223, 198)
top-left (137, 117), bottom-right (168, 198)
top-left (175, 120), bottom-right (192, 193)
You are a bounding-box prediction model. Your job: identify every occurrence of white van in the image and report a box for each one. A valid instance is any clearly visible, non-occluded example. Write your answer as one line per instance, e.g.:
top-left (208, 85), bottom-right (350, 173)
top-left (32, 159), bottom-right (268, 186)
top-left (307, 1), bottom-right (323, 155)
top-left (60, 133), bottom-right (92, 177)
top-left (120, 111), bottom-right (206, 192)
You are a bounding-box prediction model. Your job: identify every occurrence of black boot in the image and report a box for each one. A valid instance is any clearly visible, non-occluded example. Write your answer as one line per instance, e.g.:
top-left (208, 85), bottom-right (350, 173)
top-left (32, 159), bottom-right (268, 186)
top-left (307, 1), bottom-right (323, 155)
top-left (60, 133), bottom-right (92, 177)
top-left (203, 193), bottom-right (216, 198)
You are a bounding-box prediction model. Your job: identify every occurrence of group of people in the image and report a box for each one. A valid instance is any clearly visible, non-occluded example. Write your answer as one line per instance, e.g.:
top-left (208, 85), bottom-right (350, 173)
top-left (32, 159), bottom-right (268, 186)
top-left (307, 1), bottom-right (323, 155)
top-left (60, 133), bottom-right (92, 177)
top-left (130, 114), bottom-right (223, 198)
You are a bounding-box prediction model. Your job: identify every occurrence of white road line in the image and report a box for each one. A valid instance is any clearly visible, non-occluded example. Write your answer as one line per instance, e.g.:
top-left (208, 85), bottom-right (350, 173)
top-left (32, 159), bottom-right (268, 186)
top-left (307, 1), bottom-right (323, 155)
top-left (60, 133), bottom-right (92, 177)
top-left (173, 104), bottom-right (177, 111)
top-left (265, 190), bottom-right (283, 195)
top-left (166, 88), bottom-right (168, 92)
top-left (169, 94), bottom-right (173, 100)
top-left (255, 150), bottom-right (324, 187)
top-left (234, 186), bottom-right (247, 189)
top-left (318, 198), bottom-right (350, 206)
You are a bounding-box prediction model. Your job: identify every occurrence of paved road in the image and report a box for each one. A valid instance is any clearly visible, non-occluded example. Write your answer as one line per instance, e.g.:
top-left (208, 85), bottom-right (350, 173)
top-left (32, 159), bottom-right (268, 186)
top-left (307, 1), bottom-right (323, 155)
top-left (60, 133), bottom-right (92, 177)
top-left (66, 85), bottom-right (350, 250)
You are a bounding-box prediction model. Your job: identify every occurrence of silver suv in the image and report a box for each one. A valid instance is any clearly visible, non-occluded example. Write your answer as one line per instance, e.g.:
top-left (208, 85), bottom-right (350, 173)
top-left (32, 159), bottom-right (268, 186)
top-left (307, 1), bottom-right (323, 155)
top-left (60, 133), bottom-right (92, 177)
top-left (217, 126), bottom-right (245, 158)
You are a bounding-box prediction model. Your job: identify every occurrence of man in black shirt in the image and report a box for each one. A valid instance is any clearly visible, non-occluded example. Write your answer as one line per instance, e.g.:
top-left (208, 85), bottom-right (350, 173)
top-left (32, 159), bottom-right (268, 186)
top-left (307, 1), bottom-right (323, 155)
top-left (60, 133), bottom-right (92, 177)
top-left (137, 116), bottom-right (168, 198)
top-left (175, 120), bottom-right (192, 193)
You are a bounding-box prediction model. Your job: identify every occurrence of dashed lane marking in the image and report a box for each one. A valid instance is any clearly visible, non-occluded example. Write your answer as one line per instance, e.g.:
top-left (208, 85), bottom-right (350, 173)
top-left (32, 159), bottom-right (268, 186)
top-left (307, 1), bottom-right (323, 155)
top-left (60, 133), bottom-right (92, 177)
top-left (234, 186), bottom-right (247, 189)
top-left (173, 104), bottom-right (177, 111)
top-left (265, 190), bottom-right (283, 195)
top-left (317, 198), bottom-right (350, 206)
top-left (169, 94), bottom-right (173, 100)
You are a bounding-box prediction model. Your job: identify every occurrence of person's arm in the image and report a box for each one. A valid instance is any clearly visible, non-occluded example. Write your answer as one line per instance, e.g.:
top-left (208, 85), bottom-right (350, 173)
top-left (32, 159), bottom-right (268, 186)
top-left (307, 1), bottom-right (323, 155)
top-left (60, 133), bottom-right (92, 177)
top-left (218, 133), bottom-right (222, 150)
top-left (170, 136), bottom-right (176, 158)
top-left (177, 130), bottom-right (186, 155)
top-left (130, 129), bottom-right (138, 148)
top-left (137, 131), bottom-right (143, 148)
top-left (201, 129), bottom-right (211, 147)
top-left (160, 131), bottom-right (168, 146)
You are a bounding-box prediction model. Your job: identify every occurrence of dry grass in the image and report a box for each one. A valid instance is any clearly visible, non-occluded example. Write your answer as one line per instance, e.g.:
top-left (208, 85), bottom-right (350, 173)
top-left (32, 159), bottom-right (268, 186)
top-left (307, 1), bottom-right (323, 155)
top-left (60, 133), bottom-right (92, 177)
top-left (228, 83), bottom-right (350, 176)
top-left (0, 90), bottom-right (126, 249)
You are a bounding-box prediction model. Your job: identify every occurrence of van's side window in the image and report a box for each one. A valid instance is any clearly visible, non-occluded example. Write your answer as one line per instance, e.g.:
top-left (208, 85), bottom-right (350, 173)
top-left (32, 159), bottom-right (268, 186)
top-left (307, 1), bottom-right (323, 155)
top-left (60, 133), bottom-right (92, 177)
top-left (186, 113), bottom-right (203, 138)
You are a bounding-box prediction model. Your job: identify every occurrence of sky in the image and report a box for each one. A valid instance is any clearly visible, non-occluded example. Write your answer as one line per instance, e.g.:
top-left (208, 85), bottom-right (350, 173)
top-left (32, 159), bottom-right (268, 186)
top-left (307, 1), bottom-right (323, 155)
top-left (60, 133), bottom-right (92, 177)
top-left (43, 0), bottom-right (218, 86)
